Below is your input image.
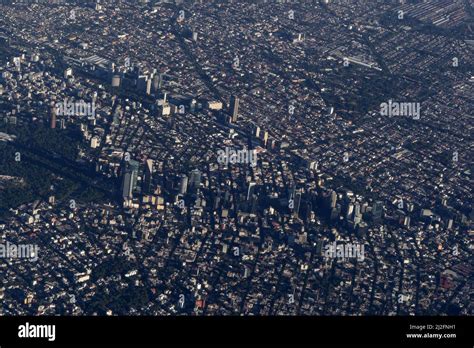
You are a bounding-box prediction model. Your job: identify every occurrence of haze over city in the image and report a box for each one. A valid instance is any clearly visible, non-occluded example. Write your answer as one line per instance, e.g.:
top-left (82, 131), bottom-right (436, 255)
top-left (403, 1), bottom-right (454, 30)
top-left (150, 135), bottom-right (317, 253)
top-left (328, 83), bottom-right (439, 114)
top-left (0, 0), bottom-right (472, 322)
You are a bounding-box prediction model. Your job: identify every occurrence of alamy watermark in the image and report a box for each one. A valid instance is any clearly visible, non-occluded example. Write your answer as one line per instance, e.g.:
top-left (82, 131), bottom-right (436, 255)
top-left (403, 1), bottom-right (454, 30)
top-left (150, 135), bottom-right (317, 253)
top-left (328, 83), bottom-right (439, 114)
top-left (55, 98), bottom-right (96, 119)
top-left (217, 147), bottom-right (257, 167)
top-left (380, 100), bottom-right (420, 120)
top-left (0, 241), bottom-right (38, 262)
top-left (323, 241), bottom-right (365, 262)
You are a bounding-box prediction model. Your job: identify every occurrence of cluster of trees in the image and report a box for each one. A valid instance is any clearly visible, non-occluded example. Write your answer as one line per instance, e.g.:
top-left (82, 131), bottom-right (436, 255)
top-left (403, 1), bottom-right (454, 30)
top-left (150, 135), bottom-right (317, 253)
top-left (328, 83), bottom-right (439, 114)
top-left (0, 123), bottom-right (107, 220)
top-left (91, 258), bottom-right (136, 281)
top-left (88, 258), bottom-right (149, 315)
top-left (0, 143), bottom-right (53, 218)
top-left (86, 285), bottom-right (150, 315)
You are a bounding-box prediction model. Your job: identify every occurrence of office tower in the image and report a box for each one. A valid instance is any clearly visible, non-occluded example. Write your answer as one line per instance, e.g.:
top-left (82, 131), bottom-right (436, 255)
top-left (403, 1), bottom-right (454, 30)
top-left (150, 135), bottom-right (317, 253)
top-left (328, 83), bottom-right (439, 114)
top-left (330, 190), bottom-right (337, 209)
top-left (137, 75), bottom-right (148, 92)
top-left (263, 131), bottom-right (269, 147)
top-left (152, 74), bottom-right (160, 92)
top-left (189, 169), bottom-right (201, 191)
top-left (129, 160), bottom-right (140, 191)
top-left (121, 170), bottom-right (133, 199)
top-left (159, 74), bottom-right (164, 89)
top-left (121, 159), bottom-right (140, 199)
top-left (247, 182), bottom-right (256, 201)
top-left (113, 112), bottom-right (120, 126)
top-left (212, 192), bottom-right (221, 211)
top-left (372, 201), bottom-right (383, 222)
top-left (354, 203), bottom-right (361, 219)
top-left (293, 192), bottom-right (302, 218)
top-left (160, 92), bottom-right (171, 117)
top-left (330, 205), bottom-right (340, 221)
top-left (255, 125), bottom-right (261, 138)
top-left (179, 174), bottom-right (188, 195)
top-left (250, 195), bottom-right (258, 215)
top-left (229, 95), bottom-right (239, 122)
top-left (143, 159), bottom-right (154, 194)
top-left (354, 212), bottom-right (362, 224)
top-left (301, 201), bottom-right (312, 223)
top-left (50, 106), bottom-right (57, 129)
top-left (146, 79), bottom-right (152, 95)
top-left (192, 32), bottom-right (198, 42)
top-left (347, 203), bottom-right (354, 219)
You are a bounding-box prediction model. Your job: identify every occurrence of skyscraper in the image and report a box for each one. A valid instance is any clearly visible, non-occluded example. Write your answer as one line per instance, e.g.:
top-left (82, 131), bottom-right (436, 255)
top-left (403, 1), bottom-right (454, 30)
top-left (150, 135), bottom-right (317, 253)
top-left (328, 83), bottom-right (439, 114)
top-left (354, 203), bottom-right (361, 218)
top-left (146, 79), bottom-right (152, 95)
top-left (143, 159), bottom-right (154, 194)
top-left (229, 95), bottom-right (239, 123)
top-left (122, 159), bottom-right (140, 199)
top-left (372, 201), bottom-right (384, 222)
top-left (189, 169), bottom-right (201, 191)
top-left (121, 170), bottom-right (133, 199)
top-left (330, 190), bottom-right (337, 209)
top-left (137, 75), bottom-right (148, 92)
top-left (129, 160), bottom-right (140, 192)
top-left (152, 74), bottom-right (160, 92)
top-left (255, 125), bottom-right (261, 138)
top-left (247, 182), bottom-right (256, 201)
top-left (263, 131), bottom-right (269, 147)
top-left (50, 106), bottom-right (57, 129)
top-left (179, 174), bottom-right (188, 195)
top-left (293, 192), bottom-right (302, 218)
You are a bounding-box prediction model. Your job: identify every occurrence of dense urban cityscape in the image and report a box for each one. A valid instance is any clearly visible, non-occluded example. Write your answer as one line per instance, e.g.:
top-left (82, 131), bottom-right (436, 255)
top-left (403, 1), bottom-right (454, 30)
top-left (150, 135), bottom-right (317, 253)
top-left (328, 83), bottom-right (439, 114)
top-left (0, 0), bottom-right (472, 319)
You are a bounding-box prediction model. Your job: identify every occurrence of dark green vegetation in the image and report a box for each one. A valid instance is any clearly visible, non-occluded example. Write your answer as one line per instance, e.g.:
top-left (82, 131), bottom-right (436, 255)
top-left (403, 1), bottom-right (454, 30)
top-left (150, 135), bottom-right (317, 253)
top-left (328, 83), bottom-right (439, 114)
top-left (87, 284), bottom-right (150, 315)
top-left (91, 258), bottom-right (137, 281)
top-left (0, 123), bottom-right (112, 220)
top-left (87, 258), bottom-right (149, 315)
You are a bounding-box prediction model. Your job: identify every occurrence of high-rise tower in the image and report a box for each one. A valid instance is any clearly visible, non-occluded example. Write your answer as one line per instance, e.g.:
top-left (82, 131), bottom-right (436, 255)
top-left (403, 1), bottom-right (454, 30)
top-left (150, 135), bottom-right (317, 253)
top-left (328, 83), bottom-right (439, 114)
top-left (229, 96), bottom-right (239, 123)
